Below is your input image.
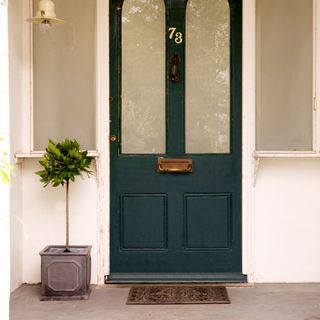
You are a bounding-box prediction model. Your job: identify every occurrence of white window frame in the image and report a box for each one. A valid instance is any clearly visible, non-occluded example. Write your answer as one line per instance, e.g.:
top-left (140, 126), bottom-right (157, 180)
top-left (254, 0), bottom-right (320, 159)
top-left (251, 0), bottom-right (320, 189)
top-left (16, 0), bottom-right (104, 159)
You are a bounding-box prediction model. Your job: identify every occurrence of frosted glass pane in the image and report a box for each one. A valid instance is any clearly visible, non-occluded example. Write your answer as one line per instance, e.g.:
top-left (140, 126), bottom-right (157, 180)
top-left (256, 0), bottom-right (313, 151)
top-left (186, 0), bottom-right (230, 154)
top-left (121, 0), bottom-right (165, 154)
top-left (33, 0), bottom-right (96, 150)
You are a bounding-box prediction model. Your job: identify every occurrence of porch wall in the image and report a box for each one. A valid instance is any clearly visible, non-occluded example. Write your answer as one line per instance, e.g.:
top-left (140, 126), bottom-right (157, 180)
top-left (8, 0), bottom-right (24, 291)
top-left (253, 159), bottom-right (320, 282)
top-left (21, 160), bottom-right (98, 284)
top-left (15, 159), bottom-right (320, 284)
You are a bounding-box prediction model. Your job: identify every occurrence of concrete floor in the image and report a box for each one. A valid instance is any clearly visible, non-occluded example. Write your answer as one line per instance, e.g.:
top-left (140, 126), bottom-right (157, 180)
top-left (10, 284), bottom-right (320, 320)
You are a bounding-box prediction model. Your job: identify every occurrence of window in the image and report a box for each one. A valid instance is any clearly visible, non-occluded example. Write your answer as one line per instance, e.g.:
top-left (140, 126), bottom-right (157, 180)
top-left (32, 0), bottom-right (96, 151)
top-left (256, 0), bottom-right (314, 152)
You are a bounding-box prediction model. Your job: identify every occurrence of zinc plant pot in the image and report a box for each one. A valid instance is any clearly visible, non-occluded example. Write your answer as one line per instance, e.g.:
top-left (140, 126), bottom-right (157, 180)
top-left (39, 245), bottom-right (92, 301)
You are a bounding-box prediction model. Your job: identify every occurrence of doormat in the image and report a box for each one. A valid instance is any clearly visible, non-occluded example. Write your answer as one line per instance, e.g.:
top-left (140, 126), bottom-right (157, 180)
top-left (126, 286), bottom-right (230, 305)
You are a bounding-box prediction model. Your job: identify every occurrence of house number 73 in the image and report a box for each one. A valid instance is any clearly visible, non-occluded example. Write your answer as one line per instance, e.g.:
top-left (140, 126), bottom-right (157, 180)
top-left (168, 27), bottom-right (183, 44)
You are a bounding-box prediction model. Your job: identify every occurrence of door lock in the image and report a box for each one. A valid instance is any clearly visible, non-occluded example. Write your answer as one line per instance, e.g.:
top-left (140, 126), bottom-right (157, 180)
top-left (110, 134), bottom-right (117, 142)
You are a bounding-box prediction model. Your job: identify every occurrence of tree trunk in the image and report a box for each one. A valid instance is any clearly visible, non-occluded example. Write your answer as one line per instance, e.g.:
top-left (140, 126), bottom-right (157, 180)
top-left (65, 179), bottom-right (70, 252)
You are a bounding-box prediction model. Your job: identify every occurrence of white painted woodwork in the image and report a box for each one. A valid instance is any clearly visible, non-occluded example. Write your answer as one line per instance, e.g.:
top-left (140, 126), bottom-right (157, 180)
top-left (0, 1), bottom-right (11, 318)
top-left (242, 0), bottom-right (256, 279)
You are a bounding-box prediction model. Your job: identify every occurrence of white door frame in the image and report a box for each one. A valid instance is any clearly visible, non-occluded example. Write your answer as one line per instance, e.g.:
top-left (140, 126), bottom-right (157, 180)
top-left (98, 0), bottom-right (257, 283)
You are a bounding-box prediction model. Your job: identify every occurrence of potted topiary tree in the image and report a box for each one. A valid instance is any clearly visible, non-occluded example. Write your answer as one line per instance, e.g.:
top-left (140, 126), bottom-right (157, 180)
top-left (36, 139), bottom-right (93, 301)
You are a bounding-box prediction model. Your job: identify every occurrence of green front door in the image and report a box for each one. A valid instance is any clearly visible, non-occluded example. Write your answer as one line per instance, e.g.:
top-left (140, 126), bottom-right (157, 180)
top-left (109, 0), bottom-right (244, 283)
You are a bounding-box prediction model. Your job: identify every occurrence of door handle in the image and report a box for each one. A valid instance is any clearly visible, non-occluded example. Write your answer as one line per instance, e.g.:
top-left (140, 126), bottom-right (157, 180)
top-left (171, 54), bottom-right (180, 82)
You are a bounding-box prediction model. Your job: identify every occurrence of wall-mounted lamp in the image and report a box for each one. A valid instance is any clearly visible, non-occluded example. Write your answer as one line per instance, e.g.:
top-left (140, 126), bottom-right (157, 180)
top-left (27, 0), bottom-right (65, 33)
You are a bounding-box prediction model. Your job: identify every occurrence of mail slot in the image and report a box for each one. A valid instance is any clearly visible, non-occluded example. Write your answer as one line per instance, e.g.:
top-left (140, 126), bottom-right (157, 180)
top-left (157, 158), bottom-right (193, 173)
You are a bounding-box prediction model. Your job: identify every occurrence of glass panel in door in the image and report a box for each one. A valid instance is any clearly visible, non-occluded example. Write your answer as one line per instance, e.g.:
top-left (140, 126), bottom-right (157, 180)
top-left (121, 0), bottom-right (166, 154)
top-left (185, 0), bottom-right (230, 154)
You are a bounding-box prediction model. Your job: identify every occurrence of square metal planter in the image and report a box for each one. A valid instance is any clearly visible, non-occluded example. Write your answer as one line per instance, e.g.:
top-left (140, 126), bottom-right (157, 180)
top-left (39, 245), bottom-right (92, 301)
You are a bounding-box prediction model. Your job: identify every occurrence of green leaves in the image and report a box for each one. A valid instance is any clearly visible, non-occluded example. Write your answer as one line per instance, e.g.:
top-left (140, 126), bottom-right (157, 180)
top-left (0, 137), bottom-right (13, 185)
top-left (35, 139), bottom-right (93, 188)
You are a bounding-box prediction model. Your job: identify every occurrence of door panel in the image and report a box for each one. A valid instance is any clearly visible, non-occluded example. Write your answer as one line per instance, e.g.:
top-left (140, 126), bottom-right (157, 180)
top-left (120, 194), bottom-right (168, 250)
top-left (184, 194), bottom-right (231, 249)
top-left (109, 0), bottom-right (243, 281)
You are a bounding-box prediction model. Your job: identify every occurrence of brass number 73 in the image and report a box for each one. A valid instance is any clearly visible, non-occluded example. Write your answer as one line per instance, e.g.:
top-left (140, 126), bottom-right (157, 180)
top-left (168, 27), bottom-right (183, 44)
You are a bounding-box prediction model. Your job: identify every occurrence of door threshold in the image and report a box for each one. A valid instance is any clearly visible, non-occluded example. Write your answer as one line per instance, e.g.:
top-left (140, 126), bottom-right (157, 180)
top-left (105, 272), bottom-right (247, 284)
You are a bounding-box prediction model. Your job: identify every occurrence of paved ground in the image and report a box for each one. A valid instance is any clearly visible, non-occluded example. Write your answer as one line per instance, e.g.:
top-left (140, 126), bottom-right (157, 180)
top-left (10, 283), bottom-right (320, 320)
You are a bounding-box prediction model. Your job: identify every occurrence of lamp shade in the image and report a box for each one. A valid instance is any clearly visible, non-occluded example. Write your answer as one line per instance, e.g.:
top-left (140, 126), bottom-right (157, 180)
top-left (27, 0), bottom-right (65, 25)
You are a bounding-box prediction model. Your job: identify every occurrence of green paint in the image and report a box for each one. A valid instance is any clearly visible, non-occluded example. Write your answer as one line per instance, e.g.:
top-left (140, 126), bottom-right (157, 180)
top-left (109, 0), bottom-right (243, 281)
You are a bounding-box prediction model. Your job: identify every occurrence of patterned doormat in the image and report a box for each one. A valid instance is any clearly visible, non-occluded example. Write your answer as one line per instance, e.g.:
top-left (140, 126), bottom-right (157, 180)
top-left (126, 286), bottom-right (230, 305)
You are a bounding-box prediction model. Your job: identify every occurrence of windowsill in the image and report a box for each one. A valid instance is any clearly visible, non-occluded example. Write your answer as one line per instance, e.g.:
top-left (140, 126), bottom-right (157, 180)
top-left (252, 151), bottom-right (320, 186)
top-left (253, 151), bottom-right (320, 158)
top-left (14, 151), bottom-right (99, 164)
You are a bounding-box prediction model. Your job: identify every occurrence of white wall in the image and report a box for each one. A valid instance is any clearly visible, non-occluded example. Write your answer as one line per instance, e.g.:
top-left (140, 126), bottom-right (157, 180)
top-left (22, 159), bottom-right (98, 284)
top-left (253, 159), bottom-right (320, 282)
top-left (8, 0), bottom-right (24, 291)
top-left (1, 1), bottom-right (11, 318)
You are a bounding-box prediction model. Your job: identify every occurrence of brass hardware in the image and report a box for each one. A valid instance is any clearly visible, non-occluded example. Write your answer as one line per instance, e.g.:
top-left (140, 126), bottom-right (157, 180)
top-left (168, 27), bottom-right (183, 44)
top-left (110, 135), bottom-right (117, 142)
top-left (157, 158), bottom-right (192, 173)
top-left (171, 54), bottom-right (180, 82)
